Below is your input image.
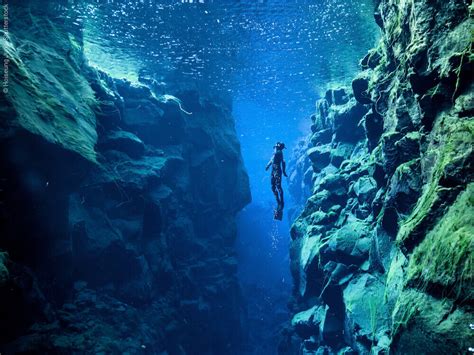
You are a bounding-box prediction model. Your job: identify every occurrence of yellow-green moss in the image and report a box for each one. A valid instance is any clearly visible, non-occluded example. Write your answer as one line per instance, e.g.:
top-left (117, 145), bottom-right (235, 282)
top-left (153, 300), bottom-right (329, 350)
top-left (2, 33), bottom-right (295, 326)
top-left (384, 250), bottom-right (407, 303)
top-left (369, 295), bottom-right (379, 343)
top-left (405, 183), bottom-right (474, 301)
top-left (397, 116), bottom-right (474, 243)
top-left (391, 288), bottom-right (425, 336)
top-left (392, 288), bottom-right (472, 352)
top-left (1, 12), bottom-right (98, 163)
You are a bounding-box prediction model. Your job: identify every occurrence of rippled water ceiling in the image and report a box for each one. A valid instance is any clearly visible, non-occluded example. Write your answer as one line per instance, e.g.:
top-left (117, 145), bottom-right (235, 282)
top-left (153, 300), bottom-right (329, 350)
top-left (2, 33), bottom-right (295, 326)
top-left (59, 0), bottom-right (378, 111)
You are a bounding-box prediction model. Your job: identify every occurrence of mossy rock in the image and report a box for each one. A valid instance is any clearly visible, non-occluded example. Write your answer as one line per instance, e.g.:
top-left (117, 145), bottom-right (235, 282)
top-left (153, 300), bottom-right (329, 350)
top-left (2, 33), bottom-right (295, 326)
top-left (332, 99), bottom-right (368, 143)
top-left (343, 273), bottom-right (389, 345)
top-left (384, 158), bottom-right (422, 216)
top-left (307, 145), bottom-right (332, 170)
top-left (391, 289), bottom-right (472, 354)
top-left (292, 232), bottom-right (326, 297)
top-left (329, 143), bottom-right (354, 168)
top-left (291, 305), bottom-right (326, 339)
top-left (397, 114), bottom-right (474, 247)
top-left (405, 183), bottom-right (474, 301)
top-left (310, 211), bottom-right (331, 226)
top-left (352, 74), bottom-right (372, 105)
top-left (326, 218), bottom-right (371, 265)
top-left (325, 88), bottom-right (349, 106)
top-left (352, 175), bottom-right (378, 206)
top-left (1, 13), bottom-right (98, 163)
top-left (319, 173), bottom-right (347, 196)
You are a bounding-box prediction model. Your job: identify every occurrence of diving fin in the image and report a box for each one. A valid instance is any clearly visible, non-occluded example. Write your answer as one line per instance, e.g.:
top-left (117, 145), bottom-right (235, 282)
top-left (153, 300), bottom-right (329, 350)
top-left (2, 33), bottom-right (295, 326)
top-left (273, 205), bottom-right (283, 221)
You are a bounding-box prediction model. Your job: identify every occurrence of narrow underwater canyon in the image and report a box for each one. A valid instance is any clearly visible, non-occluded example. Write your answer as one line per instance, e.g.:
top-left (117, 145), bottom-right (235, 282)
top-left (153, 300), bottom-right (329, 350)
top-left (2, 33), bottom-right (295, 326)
top-left (0, 0), bottom-right (472, 354)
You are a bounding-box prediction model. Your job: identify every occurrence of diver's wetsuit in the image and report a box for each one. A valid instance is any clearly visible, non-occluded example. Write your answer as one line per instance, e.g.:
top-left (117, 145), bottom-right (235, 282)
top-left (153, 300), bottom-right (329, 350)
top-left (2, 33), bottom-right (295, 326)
top-left (266, 148), bottom-right (286, 208)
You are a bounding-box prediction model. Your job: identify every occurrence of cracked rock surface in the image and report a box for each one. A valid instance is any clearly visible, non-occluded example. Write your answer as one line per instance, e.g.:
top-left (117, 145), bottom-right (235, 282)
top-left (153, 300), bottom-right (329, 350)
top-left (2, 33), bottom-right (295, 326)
top-left (283, 0), bottom-right (473, 353)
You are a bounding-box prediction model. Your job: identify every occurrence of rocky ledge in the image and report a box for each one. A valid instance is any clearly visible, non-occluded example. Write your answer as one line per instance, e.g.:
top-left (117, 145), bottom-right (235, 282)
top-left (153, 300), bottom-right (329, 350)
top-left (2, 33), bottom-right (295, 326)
top-left (0, 5), bottom-right (250, 354)
top-left (284, 0), bottom-right (473, 354)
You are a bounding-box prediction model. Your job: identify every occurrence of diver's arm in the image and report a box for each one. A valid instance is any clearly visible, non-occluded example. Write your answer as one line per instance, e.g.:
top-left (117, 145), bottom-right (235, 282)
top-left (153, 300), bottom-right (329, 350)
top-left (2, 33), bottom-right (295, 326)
top-left (265, 155), bottom-right (274, 171)
top-left (282, 160), bottom-right (288, 177)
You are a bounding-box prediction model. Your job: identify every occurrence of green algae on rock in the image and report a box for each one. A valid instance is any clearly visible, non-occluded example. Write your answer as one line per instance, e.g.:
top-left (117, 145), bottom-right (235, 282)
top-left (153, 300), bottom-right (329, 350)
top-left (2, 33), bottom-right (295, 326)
top-left (285, 0), bottom-right (473, 353)
top-left (1, 9), bottom-right (98, 163)
top-left (405, 183), bottom-right (474, 302)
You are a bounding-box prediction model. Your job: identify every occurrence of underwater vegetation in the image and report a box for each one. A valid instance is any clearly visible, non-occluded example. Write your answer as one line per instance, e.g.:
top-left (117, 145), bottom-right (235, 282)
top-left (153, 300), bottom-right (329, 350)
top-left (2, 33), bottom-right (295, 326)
top-left (284, 0), bottom-right (473, 353)
top-left (0, 0), bottom-right (472, 354)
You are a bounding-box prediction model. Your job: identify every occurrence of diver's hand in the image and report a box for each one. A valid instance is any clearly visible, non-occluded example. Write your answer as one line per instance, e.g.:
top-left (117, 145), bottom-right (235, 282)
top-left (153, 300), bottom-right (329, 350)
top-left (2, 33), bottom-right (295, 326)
top-left (265, 166), bottom-right (269, 171)
top-left (283, 172), bottom-right (288, 177)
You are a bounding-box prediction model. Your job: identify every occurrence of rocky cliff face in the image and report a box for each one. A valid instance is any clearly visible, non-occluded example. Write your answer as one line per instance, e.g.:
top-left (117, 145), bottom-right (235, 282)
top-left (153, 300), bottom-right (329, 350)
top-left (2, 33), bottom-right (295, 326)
top-left (287, 0), bottom-right (473, 353)
top-left (0, 5), bottom-right (250, 354)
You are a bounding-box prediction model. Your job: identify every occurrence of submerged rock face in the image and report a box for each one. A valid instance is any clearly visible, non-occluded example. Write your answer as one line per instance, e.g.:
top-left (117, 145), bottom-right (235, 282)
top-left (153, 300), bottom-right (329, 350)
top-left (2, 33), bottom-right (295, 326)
top-left (0, 6), bottom-right (250, 354)
top-left (286, 0), bottom-right (473, 353)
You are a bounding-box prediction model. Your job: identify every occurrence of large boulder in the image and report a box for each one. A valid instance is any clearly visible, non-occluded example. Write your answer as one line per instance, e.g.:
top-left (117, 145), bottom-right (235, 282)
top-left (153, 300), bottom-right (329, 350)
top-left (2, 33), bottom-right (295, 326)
top-left (329, 143), bottom-right (354, 168)
top-left (352, 74), bottom-right (372, 105)
top-left (325, 218), bottom-right (371, 265)
top-left (343, 274), bottom-right (390, 349)
top-left (332, 100), bottom-right (368, 143)
top-left (292, 305), bottom-right (326, 339)
top-left (384, 159), bottom-right (422, 216)
top-left (307, 145), bottom-right (332, 171)
top-left (352, 176), bottom-right (378, 206)
top-left (325, 88), bottom-right (349, 106)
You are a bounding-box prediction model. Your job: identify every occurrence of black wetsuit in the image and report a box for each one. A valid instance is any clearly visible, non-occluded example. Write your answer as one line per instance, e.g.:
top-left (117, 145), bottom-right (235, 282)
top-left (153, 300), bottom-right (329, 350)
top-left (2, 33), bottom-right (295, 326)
top-left (267, 149), bottom-right (286, 207)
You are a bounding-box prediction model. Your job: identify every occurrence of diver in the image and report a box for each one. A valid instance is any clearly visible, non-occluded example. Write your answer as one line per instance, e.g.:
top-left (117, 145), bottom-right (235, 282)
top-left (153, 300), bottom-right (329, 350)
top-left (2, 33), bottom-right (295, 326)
top-left (265, 142), bottom-right (287, 220)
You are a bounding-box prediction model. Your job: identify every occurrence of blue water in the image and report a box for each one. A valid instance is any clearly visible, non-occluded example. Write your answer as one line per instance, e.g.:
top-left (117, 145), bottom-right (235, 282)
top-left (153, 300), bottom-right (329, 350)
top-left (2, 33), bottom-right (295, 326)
top-left (233, 99), bottom-right (306, 353)
top-left (59, 1), bottom-right (379, 352)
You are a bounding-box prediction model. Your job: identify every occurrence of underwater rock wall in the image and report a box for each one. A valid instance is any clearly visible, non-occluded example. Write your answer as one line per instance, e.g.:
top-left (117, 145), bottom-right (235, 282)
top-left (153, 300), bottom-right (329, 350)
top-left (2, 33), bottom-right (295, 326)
top-left (0, 6), bottom-right (250, 354)
top-left (286, 0), bottom-right (473, 354)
